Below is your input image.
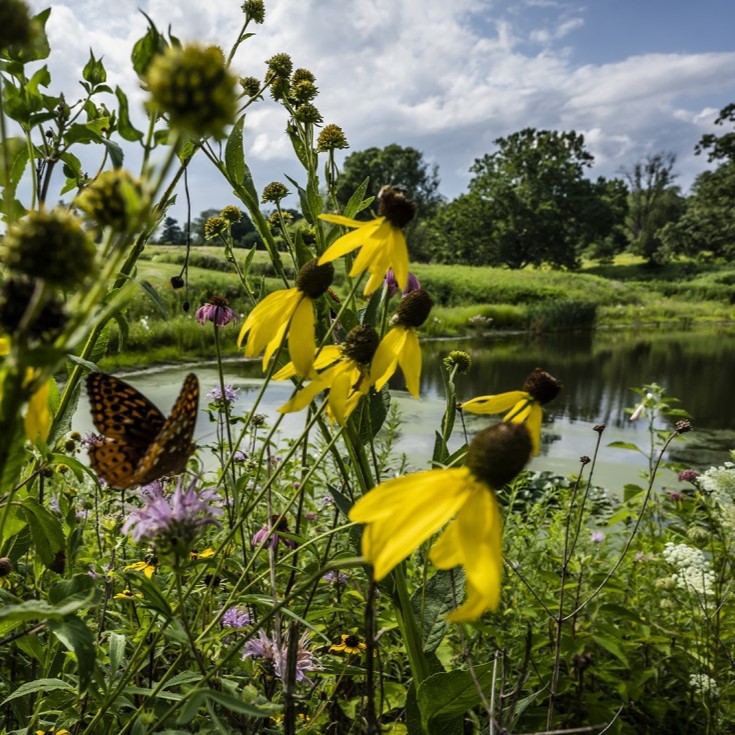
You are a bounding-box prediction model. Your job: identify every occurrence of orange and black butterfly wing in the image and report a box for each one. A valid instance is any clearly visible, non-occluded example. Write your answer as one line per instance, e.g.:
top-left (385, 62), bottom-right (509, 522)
top-left (132, 373), bottom-right (200, 486)
top-left (88, 440), bottom-right (148, 490)
top-left (86, 372), bottom-right (165, 446)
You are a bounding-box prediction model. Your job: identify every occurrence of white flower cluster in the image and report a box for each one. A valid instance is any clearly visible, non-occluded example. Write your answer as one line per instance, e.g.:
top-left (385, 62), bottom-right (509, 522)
top-left (662, 542), bottom-right (715, 597)
top-left (700, 462), bottom-right (735, 530)
top-left (689, 673), bottom-right (720, 698)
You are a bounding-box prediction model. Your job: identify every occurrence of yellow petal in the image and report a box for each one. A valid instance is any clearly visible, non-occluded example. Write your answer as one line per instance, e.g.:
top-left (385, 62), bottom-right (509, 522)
top-left (319, 213), bottom-right (379, 229)
top-left (278, 374), bottom-right (331, 414)
top-left (238, 288), bottom-right (301, 356)
top-left (398, 329), bottom-right (422, 398)
top-left (525, 404), bottom-right (543, 455)
top-left (371, 327), bottom-right (406, 392)
top-left (350, 468), bottom-right (472, 580)
top-left (461, 391), bottom-right (528, 415)
top-left (287, 297), bottom-right (316, 378)
top-left (273, 345), bottom-right (342, 381)
top-left (25, 378), bottom-right (53, 443)
top-left (318, 219), bottom-right (383, 265)
top-left (327, 363), bottom-right (359, 425)
top-left (262, 318), bottom-right (290, 370)
top-left (0, 338), bottom-right (9, 356)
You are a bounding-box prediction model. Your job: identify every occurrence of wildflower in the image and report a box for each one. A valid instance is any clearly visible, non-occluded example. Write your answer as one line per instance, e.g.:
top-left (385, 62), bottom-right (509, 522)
top-left (242, 629), bottom-right (275, 661)
top-left (261, 181), bottom-right (290, 204)
top-left (384, 268), bottom-right (421, 298)
top-left (322, 570), bottom-right (349, 585)
top-left (330, 634), bottom-right (366, 655)
top-left (316, 124), bottom-right (349, 152)
top-left (349, 421), bottom-right (533, 622)
top-left (318, 185), bottom-right (416, 295)
top-left (125, 558), bottom-right (158, 579)
top-left (276, 325), bottom-right (379, 424)
top-left (196, 296), bottom-right (239, 327)
top-left (266, 53), bottom-right (293, 79)
top-left (668, 490), bottom-right (685, 502)
top-left (460, 368), bottom-right (562, 455)
top-left (189, 547), bottom-right (216, 560)
top-left (443, 351), bottom-right (472, 375)
top-left (590, 531), bottom-right (605, 543)
top-left (238, 258), bottom-right (334, 378)
top-left (204, 216), bottom-right (228, 240)
top-left (689, 673), bottom-right (720, 698)
top-left (0, 277), bottom-right (67, 341)
top-left (678, 469), bottom-right (700, 484)
top-left (114, 589), bottom-right (143, 600)
top-left (75, 169), bottom-right (145, 231)
top-left (662, 542), bottom-right (715, 597)
top-left (145, 44), bottom-right (237, 138)
top-left (252, 515), bottom-right (297, 550)
top-left (293, 103), bottom-right (322, 124)
top-left (372, 289), bottom-right (432, 397)
top-left (220, 205), bottom-right (242, 223)
top-left (207, 384), bottom-right (239, 405)
top-left (122, 477), bottom-right (222, 558)
top-left (232, 449), bottom-right (248, 462)
top-left (221, 605), bottom-right (252, 630)
top-left (629, 392), bottom-right (654, 422)
top-left (243, 629), bottom-right (321, 684)
top-left (290, 79), bottom-right (318, 105)
top-left (242, 0), bottom-right (265, 24)
top-left (2, 209), bottom-right (96, 288)
top-left (700, 462), bottom-right (735, 530)
top-left (292, 68), bottom-right (316, 85)
top-left (35, 730), bottom-right (71, 735)
top-left (239, 76), bottom-right (261, 97)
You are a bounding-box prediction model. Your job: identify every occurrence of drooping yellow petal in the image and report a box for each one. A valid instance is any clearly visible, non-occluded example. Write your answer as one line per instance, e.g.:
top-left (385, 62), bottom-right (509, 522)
top-left (318, 219), bottom-right (384, 264)
top-left (262, 318), bottom-right (290, 370)
top-left (350, 468), bottom-right (473, 580)
top-left (319, 213), bottom-right (372, 229)
top-left (24, 378), bottom-right (53, 443)
top-left (525, 404), bottom-right (543, 455)
top-left (398, 329), bottom-right (422, 398)
top-left (278, 372), bottom-right (333, 414)
top-left (238, 288), bottom-right (301, 359)
top-left (461, 391), bottom-right (528, 415)
top-left (288, 297), bottom-right (316, 378)
top-left (327, 362), bottom-right (363, 425)
top-left (0, 338), bottom-right (9, 356)
top-left (273, 345), bottom-right (341, 381)
top-left (430, 484), bottom-right (503, 621)
top-left (371, 327), bottom-right (408, 392)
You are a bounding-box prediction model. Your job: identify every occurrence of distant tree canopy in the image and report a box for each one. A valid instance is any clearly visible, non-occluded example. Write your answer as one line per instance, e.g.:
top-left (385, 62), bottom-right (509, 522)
top-left (155, 216), bottom-right (185, 244)
top-left (663, 104), bottom-right (735, 260)
top-left (426, 128), bottom-right (623, 269)
top-left (191, 208), bottom-right (261, 247)
top-left (335, 144), bottom-right (443, 220)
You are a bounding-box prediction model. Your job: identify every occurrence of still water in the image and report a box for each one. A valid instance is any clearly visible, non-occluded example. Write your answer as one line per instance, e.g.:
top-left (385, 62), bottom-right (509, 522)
top-left (73, 327), bottom-right (735, 491)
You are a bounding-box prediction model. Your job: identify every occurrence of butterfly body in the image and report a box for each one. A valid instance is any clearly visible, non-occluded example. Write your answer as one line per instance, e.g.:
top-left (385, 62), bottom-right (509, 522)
top-left (86, 372), bottom-right (199, 489)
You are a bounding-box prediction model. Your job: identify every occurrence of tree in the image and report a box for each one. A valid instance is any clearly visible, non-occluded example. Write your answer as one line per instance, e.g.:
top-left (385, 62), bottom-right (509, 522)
top-left (156, 216), bottom-right (185, 244)
top-left (335, 144), bottom-right (443, 221)
top-left (434, 128), bottom-right (619, 269)
top-left (662, 104), bottom-right (735, 259)
top-left (621, 152), bottom-right (684, 264)
top-left (190, 208), bottom-right (260, 247)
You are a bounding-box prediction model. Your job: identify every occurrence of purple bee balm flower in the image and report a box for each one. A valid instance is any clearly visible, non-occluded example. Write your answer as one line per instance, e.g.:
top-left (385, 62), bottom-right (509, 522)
top-left (207, 384), bottom-right (239, 404)
top-left (322, 570), bottom-right (349, 585)
top-left (232, 450), bottom-right (248, 462)
top-left (668, 490), bottom-right (685, 502)
top-left (590, 531), bottom-right (605, 543)
top-left (678, 469), bottom-right (700, 484)
top-left (221, 605), bottom-right (252, 630)
top-left (242, 629), bottom-right (321, 685)
top-left (122, 476), bottom-right (222, 557)
top-left (384, 268), bottom-right (421, 298)
top-left (81, 432), bottom-right (103, 447)
top-left (251, 515), bottom-right (298, 550)
top-left (196, 296), bottom-right (240, 327)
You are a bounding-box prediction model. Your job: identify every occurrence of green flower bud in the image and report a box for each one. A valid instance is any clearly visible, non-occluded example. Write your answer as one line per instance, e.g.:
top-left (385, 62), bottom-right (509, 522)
top-left (290, 80), bottom-right (318, 104)
top-left (220, 205), bottom-right (242, 223)
top-left (204, 216), bottom-right (228, 240)
top-left (293, 103), bottom-right (323, 124)
top-left (239, 76), bottom-right (262, 98)
top-left (269, 76), bottom-right (290, 101)
top-left (443, 350), bottom-right (472, 375)
top-left (146, 44), bottom-right (237, 138)
top-left (2, 209), bottom-right (96, 288)
top-left (295, 259), bottom-right (334, 299)
top-left (291, 68), bottom-right (316, 85)
top-left (316, 124), bottom-right (349, 152)
top-left (266, 53), bottom-right (293, 78)
top-left (242, 0), bottom-right (265, 24)
top-left (75, 169), bottom-right (145, 231)
top-left (466, 422), bottom-right (533, 489)
top-left (0, 277), bottom-right (67, 340)
top-left (262, 181), bottom-right (290, 204)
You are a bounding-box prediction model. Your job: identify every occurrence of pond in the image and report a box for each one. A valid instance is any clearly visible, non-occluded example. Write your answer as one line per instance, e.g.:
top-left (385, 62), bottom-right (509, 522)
top-left (72, 326), bottom-right (735, 492)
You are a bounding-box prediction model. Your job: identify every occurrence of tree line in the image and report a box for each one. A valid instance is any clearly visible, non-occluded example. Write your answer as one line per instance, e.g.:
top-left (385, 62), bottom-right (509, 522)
top-left (157, 103), bottom-right (735, 269)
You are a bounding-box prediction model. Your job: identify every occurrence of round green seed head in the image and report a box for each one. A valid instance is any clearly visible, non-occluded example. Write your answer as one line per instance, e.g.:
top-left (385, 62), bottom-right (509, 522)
top-left (204, 216), bottom-right (228, 240)
top-left (2, 209), bottom-right (96, 288)
top-left (316, 124), bottom-right (349, 152)
top-left (262, 181), bottom-right (290, 204)
top-left (75, 169), bottom-right (144, 231)
top-left (239, 76), bottom-right (262, 98)
top-left (242, 0), bottom-right (265, 24)
top-left (293, 103), bottom-right (323, 124)
top-left (266, 52), bottom-right (293, 78)
top-left (220, 205), bottom-right (242, 223)
top-left (146, 44), bottom-right (237, 138)
top-left (443, 350), bottom-right (472, 375)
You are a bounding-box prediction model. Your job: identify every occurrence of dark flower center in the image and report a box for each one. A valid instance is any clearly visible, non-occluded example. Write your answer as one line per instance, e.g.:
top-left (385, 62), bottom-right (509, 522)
top-left (466, 422), bottom-right (533, 489)
top-left (522, 369), bottom-right (562, 405)
top-left (393, 289), bottom-right (433, 328)
top-left (345, 635), bottom-right (360, 647)
top-left (208, 295), bottom-right (230, 307)
top-left (377, 185), bottom-right (417, 229)
top-left (342, 325), bottom-right (380, 365)
top-left (296, 259), bottom-right (335, 299)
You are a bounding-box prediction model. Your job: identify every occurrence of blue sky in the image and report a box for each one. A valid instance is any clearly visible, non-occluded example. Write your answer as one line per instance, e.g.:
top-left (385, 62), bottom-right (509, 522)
top-left (23, 0), bottom-right (735, 221)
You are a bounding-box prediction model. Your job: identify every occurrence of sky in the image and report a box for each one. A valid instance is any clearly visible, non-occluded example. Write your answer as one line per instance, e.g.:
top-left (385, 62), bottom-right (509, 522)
top-left (23, 0), bottom-right (735, 222)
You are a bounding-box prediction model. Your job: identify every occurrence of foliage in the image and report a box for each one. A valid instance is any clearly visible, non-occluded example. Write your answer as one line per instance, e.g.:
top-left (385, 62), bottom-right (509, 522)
top-left (427, 128), bottom-right (624, 269)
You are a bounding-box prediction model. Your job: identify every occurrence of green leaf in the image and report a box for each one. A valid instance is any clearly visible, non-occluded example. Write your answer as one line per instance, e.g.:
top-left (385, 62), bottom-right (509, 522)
top-left (623, 484), bottom-right (645, 502)
top-left (108, 632), bottom-right (126, 676)
top-left (48, 573), bottom-right (99, 608)
top-left (114, 86), bottom-right (143, 142)
top-left (102, 139), bottom-right (124, 168)
top-left (21, 496), bottom-right (64, 567)
top-left (6, 8), bottom-right (51, 63)
top-left (177, 687), bottom-right (277, 724)
top-left (357, 387), bottom-right (390, 445)
top-left (606, 441), bottom-right (642, 452)
top-left (342, 177), bottom-right (372, 219)
top-left (1, 678), bottom-right (74, 705)
top-left (137, 279), bottom-right (169, 319)
top-left (592, 634), bottom-right (630, 666)
top-left (131, 15), bottom-right (165, 76)
top-left (417, 664), bottom-right (494, 728)
top-left (411, 570), bottom-right (463, 654)
top-left (48, 616), bottom-right (97, 691)
top-left (0, 136), bottom-right (29, 191)
top-left (225, 114), bottom-right (246, 185)
top-left (0, 421), bottom-right (29, 496)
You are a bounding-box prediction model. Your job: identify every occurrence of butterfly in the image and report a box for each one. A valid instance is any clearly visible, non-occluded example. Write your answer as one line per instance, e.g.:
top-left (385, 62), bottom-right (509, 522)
top-left (85, 372), bottom-right (199, 489)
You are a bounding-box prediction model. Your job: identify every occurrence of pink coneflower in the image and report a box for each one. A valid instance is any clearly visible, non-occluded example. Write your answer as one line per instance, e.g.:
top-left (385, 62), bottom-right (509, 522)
top-left (196, 296), bottom-right (239, 327)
